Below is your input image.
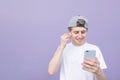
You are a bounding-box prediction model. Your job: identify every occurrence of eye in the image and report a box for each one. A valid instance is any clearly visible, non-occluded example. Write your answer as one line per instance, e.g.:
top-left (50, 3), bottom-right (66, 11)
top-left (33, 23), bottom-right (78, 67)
top-left (74, 31), bottom-right (79, 34)
top-left (81, 30), bottom-right (86, 34)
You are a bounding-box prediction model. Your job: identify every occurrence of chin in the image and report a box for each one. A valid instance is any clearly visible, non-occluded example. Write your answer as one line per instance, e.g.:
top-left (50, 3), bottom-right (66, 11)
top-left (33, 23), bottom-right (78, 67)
top-left (77, 40), bottom-right (85, 45)
top-left (73, 41), bottom-right (84, 46)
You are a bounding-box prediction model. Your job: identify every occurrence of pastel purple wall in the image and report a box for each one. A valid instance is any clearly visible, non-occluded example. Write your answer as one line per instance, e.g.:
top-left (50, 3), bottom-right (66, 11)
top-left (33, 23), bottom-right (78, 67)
top-left (0, 0), bottom-right (120, 80)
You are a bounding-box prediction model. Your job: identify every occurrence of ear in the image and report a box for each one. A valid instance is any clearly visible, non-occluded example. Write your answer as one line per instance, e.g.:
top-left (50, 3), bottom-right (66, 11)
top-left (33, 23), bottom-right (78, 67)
top-left (68, 27), bottom-right (72, 32)
top-left (68, 30), bottom-right (71, 32)
top-left (85, 28), bottom-right (88, 32)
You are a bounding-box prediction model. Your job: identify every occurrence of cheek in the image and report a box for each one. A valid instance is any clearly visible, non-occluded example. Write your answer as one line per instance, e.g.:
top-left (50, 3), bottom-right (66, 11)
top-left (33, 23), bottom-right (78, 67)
top-left (82, 34), bottom-right (87, 37)
top-left (84, 33), bottom-right (87, 36)
top-left (71, 34), bottom-right (77, 38)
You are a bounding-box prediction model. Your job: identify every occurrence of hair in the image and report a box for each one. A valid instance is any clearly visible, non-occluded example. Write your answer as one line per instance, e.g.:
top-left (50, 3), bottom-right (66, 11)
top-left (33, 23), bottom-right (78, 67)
top-left (68, 19), bottom-right (88, 31)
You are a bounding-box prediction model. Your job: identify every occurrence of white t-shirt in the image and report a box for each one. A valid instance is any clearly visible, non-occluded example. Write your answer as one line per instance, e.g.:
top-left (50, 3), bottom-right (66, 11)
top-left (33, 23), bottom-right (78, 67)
top-left (60, 42), bottom-right (107, 80)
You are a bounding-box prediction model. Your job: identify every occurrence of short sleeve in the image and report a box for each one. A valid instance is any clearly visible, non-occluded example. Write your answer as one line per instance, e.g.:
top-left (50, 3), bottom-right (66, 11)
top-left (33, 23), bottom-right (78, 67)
top-left (96, 47), bottom-right (107, 69)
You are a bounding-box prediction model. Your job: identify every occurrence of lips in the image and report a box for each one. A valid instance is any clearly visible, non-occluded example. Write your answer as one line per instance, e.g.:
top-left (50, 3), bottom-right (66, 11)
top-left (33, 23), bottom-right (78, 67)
top-left (78, 39), bottom-right (83, 43)
top-left (76, 38), bottom-right (82, 42)
top-left (76, 36), bottom-right (85, 43)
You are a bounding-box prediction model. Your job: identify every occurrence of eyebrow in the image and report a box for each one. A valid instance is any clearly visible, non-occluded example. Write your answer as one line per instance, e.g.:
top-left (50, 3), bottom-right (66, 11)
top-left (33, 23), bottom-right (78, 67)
top-left (73, 29), bottom-right (87, 32)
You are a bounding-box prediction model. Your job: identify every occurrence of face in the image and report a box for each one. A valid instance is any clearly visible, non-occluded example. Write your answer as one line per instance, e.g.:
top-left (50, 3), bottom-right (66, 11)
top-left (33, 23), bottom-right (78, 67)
top-left (70, 27), bottom-right (88, 46)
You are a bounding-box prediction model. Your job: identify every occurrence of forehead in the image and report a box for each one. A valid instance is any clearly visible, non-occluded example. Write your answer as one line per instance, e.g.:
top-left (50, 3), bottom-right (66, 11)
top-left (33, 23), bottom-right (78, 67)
top-left (71, 27), bottom-right (87, 31)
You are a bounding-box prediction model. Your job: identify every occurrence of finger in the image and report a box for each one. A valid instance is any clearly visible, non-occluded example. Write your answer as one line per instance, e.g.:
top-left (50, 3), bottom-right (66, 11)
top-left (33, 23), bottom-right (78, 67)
top-left (61, 33), bottom-right (69, 39)
top-left (87, 57), bottom-right (100, 64)
top-left (94, 57), bottom-right (100, 65)
top-left (84, 59), bottom-right (96, 66)
top-left (83, 67), bottom-right (98, 73)
top-left (82, 63), bottom-right (92, 68)
top-left (82, 62), bottom-right (98, 70)
top-left (66, 33), bottom-right (72, 39)
top-left (82, 64), bottom-right (100, 73)
top-left (82, 63), bottom-right (100, 74)
top-left (84, 58), bottom-right (100, 66)
top-left (68, 32), bottom-right (72, 35)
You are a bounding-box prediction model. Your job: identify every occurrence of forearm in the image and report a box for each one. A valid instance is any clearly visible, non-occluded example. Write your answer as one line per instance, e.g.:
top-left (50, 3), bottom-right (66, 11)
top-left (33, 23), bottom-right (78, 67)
top-left (95, 69), bottom-right (106, 80)
top-left (48, 45), bottom-right (64, 75)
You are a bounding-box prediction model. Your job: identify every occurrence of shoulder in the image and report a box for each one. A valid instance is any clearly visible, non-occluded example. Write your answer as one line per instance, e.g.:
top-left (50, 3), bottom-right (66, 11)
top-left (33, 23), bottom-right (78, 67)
top-left (85, 42), bottom-right (100, 50)
top-left (66, 42), bottom-right (72, 47)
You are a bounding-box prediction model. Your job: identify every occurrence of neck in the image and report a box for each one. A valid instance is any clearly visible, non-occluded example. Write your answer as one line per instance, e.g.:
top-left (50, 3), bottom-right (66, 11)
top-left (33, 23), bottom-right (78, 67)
top-left (72, 41), bottom-right (86, 46)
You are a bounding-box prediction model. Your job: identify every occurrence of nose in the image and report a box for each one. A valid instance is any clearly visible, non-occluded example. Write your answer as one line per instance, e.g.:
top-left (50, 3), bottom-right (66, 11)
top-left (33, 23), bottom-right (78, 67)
top-left (77, 32), bottom-right (82, 38)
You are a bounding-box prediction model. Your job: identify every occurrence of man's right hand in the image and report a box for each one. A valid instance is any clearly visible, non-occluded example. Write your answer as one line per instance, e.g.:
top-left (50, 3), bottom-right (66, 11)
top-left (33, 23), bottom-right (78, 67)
top-left (60, 33), bottom-right (72, 48)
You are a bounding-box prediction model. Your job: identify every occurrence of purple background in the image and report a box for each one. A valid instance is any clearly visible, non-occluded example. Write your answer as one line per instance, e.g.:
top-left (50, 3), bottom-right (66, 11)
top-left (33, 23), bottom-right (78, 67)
top-left (0, 0), bottom-right (120, 80)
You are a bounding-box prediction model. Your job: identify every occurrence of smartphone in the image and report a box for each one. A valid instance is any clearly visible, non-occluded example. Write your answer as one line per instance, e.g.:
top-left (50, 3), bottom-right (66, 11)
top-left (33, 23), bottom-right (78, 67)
top-left (84, 50), bottom-right (96, 59)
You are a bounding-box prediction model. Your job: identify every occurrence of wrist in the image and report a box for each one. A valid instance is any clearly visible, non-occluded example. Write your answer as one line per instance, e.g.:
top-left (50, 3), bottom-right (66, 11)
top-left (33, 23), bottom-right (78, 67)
top-left (95, 68), bottom-right (106, 80)
top-left (95, 68), bottom-right (102, 76)
top-left (59, 42), bottom-right (66, 48)
top-left (59, 44), bottom-right (65, 49)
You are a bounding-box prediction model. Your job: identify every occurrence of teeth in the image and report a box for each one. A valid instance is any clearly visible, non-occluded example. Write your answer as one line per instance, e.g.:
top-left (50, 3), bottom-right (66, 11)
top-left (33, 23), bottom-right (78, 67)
top-left (77, 39), bottom-right (81, 42)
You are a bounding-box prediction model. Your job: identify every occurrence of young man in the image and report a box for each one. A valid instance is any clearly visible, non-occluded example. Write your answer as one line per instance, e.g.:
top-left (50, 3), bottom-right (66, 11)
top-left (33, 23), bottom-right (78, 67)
top-left (48, 15), bottom-right (107, 80)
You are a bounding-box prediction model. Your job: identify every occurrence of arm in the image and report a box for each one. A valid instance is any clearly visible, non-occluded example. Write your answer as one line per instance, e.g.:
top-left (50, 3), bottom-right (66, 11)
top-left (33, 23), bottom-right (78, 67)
top-left (48, 33), bottom-right (71, 75)
top-left (95, 69), bottom-right (106, 80)
top-left (48, 45), bottom-right (64, 75)
top-left (82, 58), bottom-right (106, 80)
